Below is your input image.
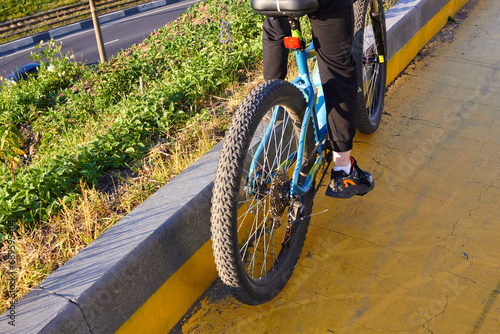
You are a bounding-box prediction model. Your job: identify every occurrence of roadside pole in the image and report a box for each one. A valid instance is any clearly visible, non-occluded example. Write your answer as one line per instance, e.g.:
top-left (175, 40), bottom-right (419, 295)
top-left (88, 0), bottom-right (107, 62)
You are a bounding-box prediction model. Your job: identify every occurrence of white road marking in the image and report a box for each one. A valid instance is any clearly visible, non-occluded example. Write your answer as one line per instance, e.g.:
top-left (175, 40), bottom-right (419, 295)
top-left (104, 39), bottom-right (120, 45)
top-left (1, 47), bottom-right (36, 59)
top-left (0, 0), bottom-right (201, 61)
top-left (104, 0), bottom-right (201, 26)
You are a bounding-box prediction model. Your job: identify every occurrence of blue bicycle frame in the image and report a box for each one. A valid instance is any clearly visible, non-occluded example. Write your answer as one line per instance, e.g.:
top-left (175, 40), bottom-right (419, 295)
top-left (249, 27), bottom-right (331, 198)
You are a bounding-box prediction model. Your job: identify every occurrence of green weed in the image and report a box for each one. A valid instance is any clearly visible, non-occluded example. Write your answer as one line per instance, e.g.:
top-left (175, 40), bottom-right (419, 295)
top-left (0, 0), bottom-right (262, 238)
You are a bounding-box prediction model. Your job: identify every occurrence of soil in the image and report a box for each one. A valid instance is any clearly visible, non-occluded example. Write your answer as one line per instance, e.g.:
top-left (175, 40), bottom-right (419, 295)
top-left (18, 124), bottom-right (40, 159)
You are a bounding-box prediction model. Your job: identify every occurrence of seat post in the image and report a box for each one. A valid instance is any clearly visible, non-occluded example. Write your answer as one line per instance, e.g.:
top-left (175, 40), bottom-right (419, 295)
top-left (288, 16), bottom-right (301, 31)
top-left (285, 17), bottom-right (305, 51)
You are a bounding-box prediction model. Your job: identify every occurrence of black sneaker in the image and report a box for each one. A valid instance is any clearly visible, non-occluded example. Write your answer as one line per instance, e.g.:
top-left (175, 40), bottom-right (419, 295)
top-left (325, 157), bottom-right (374, 199)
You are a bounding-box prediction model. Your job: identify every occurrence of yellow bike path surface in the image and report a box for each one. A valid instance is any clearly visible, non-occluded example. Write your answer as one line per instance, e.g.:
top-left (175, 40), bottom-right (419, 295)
top-left (173, 0), bottom-right (500, 333)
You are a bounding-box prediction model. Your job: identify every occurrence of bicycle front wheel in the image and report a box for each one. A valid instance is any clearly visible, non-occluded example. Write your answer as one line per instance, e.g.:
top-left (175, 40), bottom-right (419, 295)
top-left (211, 79), bottom-right (315, 305)
top-left (353, 0), bottom-right (388, 134)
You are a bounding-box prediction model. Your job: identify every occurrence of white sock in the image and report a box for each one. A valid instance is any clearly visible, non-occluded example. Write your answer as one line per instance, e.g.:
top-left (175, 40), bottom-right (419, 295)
top-left (334, 161), bottom-right (351, 175)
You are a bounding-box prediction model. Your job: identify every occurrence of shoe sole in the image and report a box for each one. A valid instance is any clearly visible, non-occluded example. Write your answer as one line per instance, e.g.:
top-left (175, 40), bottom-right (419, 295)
top-left (324, 182), bottom-right (374, 199)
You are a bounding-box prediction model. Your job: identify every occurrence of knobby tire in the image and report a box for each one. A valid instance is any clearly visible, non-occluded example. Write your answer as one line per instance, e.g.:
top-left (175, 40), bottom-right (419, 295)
top-left (210, 79), bottom-right (315, 305)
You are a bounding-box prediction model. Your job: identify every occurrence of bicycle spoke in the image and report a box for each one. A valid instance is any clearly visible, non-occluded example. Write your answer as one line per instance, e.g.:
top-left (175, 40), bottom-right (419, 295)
top-left (364, 61), bottom-right (379, 111)
top-left (232, 105), bottom-right (301, 279)
top-left (211, 71), bottom-right (318, 303)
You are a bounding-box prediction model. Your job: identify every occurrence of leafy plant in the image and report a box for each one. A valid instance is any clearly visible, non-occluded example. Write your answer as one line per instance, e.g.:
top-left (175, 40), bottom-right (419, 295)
top-left (0, 0), bottom-right (263, 236)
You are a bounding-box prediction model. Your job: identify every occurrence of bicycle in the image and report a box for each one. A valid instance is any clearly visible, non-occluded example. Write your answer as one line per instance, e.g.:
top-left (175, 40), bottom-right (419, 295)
top-left (210, 0), bottom-right (387, 305)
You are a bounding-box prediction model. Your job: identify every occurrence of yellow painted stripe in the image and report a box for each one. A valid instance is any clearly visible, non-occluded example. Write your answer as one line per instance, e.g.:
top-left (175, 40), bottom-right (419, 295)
top-left (116, 241), bottom-right (217, 334)
top-left (386, 0), bottom-right (469, 85)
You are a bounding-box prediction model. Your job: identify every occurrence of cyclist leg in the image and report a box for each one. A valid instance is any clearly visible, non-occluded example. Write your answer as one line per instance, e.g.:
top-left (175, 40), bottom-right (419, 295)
top-left (262, 17), bottom-right (290, 80)
top-left (309, 1), bottom-right (375, 198)
top-left (309, 1), bottom-right (357, 153)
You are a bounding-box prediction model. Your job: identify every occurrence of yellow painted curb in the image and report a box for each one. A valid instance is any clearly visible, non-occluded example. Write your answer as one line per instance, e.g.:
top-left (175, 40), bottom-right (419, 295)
top-left (386, 0), bottom-right (470, 84)
top-left (116, 241), bottom-right (217, 334)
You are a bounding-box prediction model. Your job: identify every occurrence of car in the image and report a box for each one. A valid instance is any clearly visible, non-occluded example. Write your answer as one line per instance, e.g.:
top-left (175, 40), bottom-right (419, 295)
top-left (4, 63), bottom-right (41, 85)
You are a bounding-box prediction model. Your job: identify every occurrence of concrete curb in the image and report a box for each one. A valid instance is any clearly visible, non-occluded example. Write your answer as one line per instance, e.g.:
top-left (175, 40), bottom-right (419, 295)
top-left (0, 0), bottom-right (470, 332)
top-left (0, 0), bottom-right (180, 55)
top-left (385, 0), bottom-right (451, 59)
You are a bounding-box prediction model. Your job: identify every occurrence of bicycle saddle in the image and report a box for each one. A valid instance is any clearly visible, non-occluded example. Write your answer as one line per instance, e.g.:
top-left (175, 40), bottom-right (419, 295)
top-left (251, 0), bottom-right (320, 18)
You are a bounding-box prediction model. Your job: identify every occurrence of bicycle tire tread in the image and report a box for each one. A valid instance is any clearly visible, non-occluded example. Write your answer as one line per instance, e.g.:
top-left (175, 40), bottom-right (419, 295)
top-left (211, 79), bottom-right (314, 305)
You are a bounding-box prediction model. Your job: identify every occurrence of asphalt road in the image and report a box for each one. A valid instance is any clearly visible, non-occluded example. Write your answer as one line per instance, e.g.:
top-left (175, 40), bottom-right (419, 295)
top-left (0, 0), bottom-right (200, 78)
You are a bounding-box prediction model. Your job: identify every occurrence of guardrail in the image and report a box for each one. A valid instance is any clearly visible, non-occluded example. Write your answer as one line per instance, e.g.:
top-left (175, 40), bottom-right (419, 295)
top-left (0, 0), bottom-right (153, 43)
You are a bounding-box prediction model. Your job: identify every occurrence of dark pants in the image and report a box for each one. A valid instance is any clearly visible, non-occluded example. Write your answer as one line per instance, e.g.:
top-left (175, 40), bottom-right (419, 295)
top-left (262, 0), bottom-right (357, 152)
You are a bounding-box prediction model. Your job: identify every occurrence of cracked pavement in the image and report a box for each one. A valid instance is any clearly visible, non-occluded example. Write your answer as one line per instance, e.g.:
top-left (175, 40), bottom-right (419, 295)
top-left (172, 0), bottom-right (500, 332)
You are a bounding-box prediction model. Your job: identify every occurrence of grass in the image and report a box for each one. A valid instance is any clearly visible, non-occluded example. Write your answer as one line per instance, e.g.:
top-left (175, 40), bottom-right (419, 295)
top-left (0, 70), bottom-right (268, 313)
top-left (0, 0), bottom-right (156, 22)
top-left (0, 0), bottom-right (263, 234)
top-left (0, 104), bottom-right (239, 312)
top-left (0, 0), bottom-right (80, 21)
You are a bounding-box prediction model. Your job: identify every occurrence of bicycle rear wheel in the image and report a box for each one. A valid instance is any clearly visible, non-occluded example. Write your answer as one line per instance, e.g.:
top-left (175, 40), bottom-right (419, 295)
top-left (211, 79), bottom-right (315, 305)
top-left (353, 0), bottom-right (387, 134)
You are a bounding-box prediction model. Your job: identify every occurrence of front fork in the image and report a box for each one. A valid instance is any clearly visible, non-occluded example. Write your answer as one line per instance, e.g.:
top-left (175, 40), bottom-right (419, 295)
top-left (370, 0), bottom-right (387, 63)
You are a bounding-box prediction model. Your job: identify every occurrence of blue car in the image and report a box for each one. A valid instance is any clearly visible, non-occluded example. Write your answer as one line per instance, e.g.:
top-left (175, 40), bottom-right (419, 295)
top-left (5, 63), bottom-right (41, 85)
